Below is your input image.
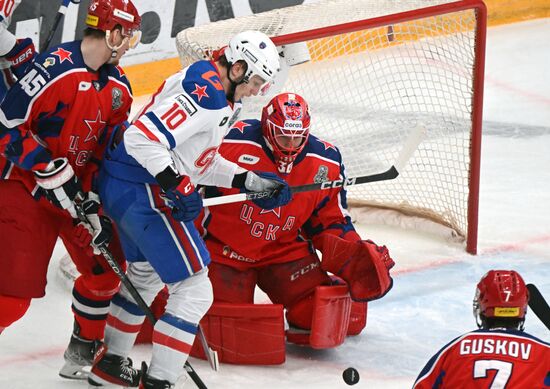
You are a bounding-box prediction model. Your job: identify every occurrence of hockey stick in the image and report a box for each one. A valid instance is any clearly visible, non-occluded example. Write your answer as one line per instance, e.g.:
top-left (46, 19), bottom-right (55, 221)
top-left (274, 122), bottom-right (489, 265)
top-left (203, 124), bottom-right (426, 207)
top-left (41, 0), bottom-right (72, 52)
top-left (526, 284), bottom-right (550, 331)
top-left (73, 203), bottom-right (210, 389)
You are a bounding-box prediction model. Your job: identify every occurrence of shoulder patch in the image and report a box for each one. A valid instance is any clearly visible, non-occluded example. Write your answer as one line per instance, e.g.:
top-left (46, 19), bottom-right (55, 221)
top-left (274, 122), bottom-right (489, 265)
top-left (226, 119), bottom-right (261, 140)
top-left (182, 61), bottom-right (227, 110)
top-left (51, 47), bottom-right (74, 64)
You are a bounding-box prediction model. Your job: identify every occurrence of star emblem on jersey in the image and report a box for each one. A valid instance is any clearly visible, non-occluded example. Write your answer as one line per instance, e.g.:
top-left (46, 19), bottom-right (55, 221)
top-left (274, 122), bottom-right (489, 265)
top-left (191, 83), bottom-right (209, 102)
top-left (318, 139), bottom-right (336, 151)
top-left (232, 121), bottom-right (250, 133)
top-left (52, 47), bottom-right (73, 64)
top-left (259, 207), bottom-right (281, 218)
top-left (84, 111), bottom-right (106, 143)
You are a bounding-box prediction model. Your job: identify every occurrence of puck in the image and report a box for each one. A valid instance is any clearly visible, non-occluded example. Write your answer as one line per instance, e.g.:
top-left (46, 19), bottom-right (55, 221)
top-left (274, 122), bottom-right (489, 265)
top-left (342, 367), bottom-right (360, 385)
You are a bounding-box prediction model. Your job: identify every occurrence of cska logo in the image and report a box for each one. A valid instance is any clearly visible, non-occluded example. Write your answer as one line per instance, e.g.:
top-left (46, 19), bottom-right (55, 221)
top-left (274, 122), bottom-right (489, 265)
top-left (284, 100), bottom-right (303, 121)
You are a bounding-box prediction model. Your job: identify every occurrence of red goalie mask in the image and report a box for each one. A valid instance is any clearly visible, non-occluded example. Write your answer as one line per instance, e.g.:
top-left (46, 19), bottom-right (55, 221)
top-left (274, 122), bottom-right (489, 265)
top-left (473, 270), bottom-right (529, 325)
top-left (261, 93), bottom-right (311, 173)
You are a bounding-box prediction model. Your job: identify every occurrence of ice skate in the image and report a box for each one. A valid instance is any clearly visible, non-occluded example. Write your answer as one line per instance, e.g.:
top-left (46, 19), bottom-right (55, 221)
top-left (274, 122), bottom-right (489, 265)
top-left (139, 362), bottom-right (174, 389)
top-left (88, 350), bottom-right (141, 388)
top-left (59, 331), bottom-right (104, 380)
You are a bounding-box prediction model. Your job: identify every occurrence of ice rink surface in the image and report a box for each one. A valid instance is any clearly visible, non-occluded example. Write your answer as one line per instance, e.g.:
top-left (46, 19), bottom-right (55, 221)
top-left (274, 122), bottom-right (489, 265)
top-left (1, 18), bottom-right (549, 389)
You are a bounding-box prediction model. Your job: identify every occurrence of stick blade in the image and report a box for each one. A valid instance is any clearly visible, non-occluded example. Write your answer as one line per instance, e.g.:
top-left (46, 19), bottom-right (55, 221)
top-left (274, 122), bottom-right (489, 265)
top-left (527, 283), bottom-right (550, 331)
top-left (394, 125), bottom-right (426, 173)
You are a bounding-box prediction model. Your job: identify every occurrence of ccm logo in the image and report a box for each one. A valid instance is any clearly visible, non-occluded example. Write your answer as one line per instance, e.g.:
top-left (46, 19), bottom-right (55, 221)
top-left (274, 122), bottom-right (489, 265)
top-left (182, 182), bottom-right (193, 195)
top-left (320, 177), bottom-right (356, 189)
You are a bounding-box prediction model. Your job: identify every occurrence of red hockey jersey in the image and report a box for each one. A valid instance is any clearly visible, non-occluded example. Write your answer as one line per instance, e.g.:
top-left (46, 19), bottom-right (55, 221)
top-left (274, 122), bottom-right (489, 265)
top-left (0, 40), bottom-right (132, 194)
top-left (197, 119), bottom-right (361, 270)
top-left (414, 329), bottom-right (550, 388)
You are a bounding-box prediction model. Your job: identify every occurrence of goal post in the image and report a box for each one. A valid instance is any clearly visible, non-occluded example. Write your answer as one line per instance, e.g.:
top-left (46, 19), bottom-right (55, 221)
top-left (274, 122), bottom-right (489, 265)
top-left (176, 0), bottom-right (487, 254)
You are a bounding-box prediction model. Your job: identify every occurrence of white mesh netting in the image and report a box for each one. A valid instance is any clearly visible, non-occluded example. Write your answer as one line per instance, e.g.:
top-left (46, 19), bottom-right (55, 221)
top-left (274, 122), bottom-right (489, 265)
top-left (176, 0), bottom-right (485, 250)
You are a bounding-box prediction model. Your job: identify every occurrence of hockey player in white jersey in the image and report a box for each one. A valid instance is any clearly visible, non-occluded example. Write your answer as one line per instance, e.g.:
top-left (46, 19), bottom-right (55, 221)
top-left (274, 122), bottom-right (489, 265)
top-left (88, 30), bottom-right (291, 388)
top-left (0, 0), bottom-right (36, 100)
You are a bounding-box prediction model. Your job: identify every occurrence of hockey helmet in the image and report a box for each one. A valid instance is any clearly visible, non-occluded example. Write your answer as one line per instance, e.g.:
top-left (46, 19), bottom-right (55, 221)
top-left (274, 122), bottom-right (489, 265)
top-left (86, 0), bottom-right (141, 48)
top-left (224, 30), bottom-right (280, 95)
top-left (473, 269), bottom-right (529, 328)
top-left (262, 92), bottom-right (311, 172)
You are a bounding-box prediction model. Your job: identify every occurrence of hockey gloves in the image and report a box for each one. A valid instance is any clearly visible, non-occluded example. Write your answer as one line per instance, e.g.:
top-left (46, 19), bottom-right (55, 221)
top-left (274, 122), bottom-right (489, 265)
top-left (5, 38), bottom-right (36, 79)
top-left (244, 171), bottom-right (292, 210)
top-left (34, 157), bottom-right (83, 218)
top-left (321, 234), bottom-right (395, 302)
top-left (160, 174), bottom-right (203, 222)
top-left (73, 192), bottom-right (113, 256)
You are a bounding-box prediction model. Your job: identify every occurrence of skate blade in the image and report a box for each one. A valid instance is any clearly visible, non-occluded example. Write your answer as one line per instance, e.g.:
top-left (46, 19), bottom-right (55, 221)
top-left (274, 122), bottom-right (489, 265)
top-left (59, 361), bottom-right (92, 380)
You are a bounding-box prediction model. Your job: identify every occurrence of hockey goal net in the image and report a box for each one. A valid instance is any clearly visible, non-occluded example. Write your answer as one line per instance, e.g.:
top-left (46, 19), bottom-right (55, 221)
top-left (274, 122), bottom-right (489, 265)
top-left (176, 0), bottom-right (486, 254)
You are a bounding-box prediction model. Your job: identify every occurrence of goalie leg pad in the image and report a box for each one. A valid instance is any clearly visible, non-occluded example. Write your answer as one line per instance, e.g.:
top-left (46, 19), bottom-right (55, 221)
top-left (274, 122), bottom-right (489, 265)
top-left (190, 302), bottom-right (285, 365)
top-left (286, 285), bottom-right (351, 349)
top-left (347, 301), bottom-right (368, 335)
top-left (135, 262), bottom-right (258, 345)
top-left (208, 261), bottom-right (257, 303)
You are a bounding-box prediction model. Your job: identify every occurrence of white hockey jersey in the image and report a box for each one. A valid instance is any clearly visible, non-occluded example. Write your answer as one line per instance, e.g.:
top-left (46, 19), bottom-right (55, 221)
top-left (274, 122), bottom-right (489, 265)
top-left (122, 60), bottom-right (242, 188)
top-left (0, 0), bottom-right (21, 67)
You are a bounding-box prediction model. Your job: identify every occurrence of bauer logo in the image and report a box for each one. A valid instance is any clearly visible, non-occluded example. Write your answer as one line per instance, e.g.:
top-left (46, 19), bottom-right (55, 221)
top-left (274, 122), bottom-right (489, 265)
top-left (238, 154), bottom-right (260, 165)
top-left (175, 94), bottom-right (197, 116)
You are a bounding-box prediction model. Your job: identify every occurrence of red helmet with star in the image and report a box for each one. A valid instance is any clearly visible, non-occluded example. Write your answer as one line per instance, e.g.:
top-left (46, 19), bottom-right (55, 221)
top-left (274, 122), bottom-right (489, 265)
top-left (473, 270), bottom-right (529, 328)
top-left (86, 0), bottom-right (141, 41)
top-left (261, 92), bottom-right (311, 173)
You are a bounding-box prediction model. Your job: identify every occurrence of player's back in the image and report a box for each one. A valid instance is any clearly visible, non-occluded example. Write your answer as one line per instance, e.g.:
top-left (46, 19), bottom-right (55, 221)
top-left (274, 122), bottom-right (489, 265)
top-left (413, 329), bottom-right (550, 388)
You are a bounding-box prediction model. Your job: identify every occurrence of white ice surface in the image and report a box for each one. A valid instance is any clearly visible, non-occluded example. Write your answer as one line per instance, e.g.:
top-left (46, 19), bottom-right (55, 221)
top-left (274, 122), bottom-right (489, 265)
top-left (1, 18), bottom-right (550, 389)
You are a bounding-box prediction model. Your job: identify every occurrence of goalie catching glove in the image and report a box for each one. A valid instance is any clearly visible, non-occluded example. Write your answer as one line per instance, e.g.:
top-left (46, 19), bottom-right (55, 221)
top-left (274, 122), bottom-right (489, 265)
top-left (321, 234), bottom-right (395, 302)
top-left (34, 157), bottom-right (83, 218)
top-left (73, 192), bottom-right (113, 256)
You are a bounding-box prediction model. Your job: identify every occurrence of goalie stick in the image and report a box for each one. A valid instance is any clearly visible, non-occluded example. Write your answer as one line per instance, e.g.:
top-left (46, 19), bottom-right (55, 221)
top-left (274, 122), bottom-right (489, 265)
top-left (203, 124), bottom-right (426, 207)
top-left (73, 202), bottom-right (214, 389)
top-left (526, 283), bottom-right (550, 332)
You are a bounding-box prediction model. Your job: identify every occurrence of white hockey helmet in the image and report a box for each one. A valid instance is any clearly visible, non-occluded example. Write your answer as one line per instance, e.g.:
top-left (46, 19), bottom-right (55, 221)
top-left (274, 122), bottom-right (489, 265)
top-left (224, 30), bottom-right (280, 92)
